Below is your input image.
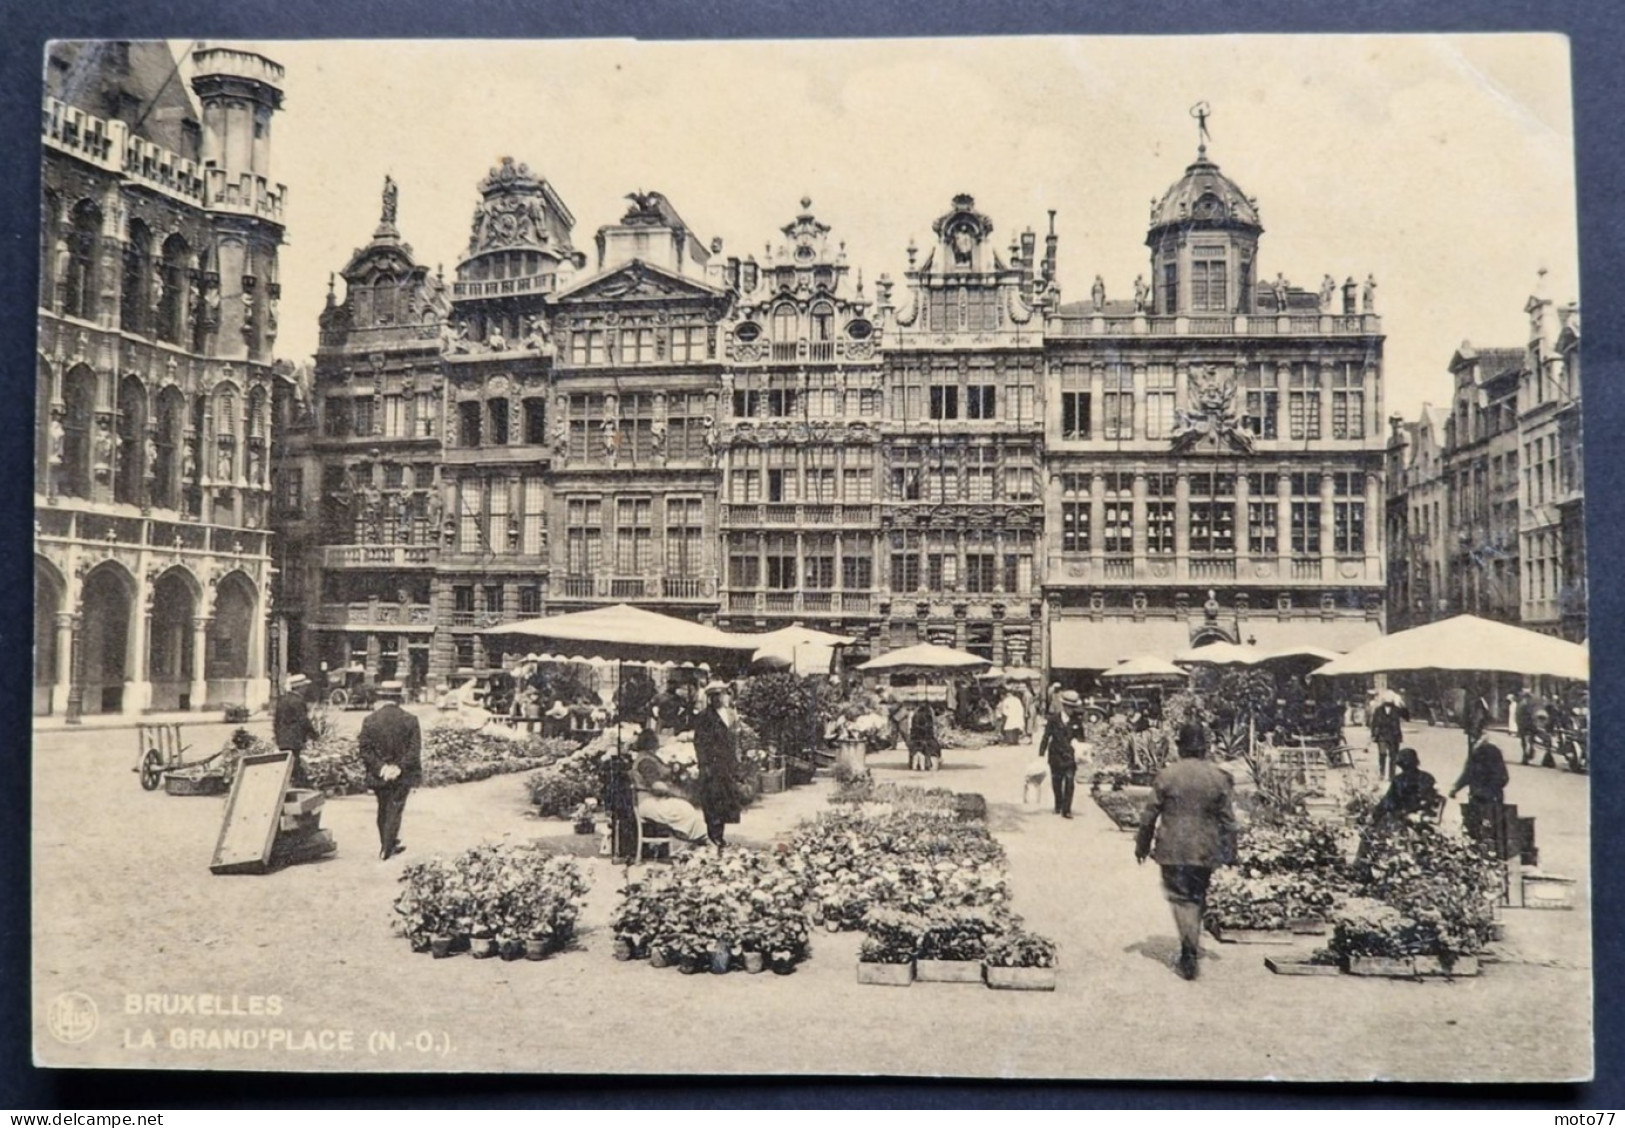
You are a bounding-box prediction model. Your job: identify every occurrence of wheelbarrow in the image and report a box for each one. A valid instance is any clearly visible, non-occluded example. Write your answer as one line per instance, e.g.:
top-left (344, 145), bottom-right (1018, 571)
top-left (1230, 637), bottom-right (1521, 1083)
top-left (134, 722), bottom-right (229, 794)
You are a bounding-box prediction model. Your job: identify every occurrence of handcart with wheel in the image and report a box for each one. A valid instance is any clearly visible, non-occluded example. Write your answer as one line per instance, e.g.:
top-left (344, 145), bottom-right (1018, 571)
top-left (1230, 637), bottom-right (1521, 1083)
top-left (133, 722), bottom-right (232, 795)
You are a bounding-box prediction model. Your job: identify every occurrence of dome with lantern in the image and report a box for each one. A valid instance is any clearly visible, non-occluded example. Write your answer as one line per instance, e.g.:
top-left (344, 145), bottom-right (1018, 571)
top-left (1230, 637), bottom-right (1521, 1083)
top-left (1147, 150), bottom-right (1262, 238)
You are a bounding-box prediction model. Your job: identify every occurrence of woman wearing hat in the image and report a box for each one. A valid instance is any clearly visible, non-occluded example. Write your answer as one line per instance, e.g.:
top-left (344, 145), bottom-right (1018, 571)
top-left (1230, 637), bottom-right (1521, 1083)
top-left (1038, 690), bottom-right (1087, 818)
top-left (1134, 722), bottom-right (1238, 980)
top-left (692, 681), bottom-right (746, 847)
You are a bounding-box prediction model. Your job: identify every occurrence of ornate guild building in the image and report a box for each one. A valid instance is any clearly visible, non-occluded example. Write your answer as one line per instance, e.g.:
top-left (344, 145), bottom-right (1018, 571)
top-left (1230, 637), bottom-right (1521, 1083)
top-left (1042, 144), bottom-right (1386, 671)
top-left (36, 42), bottom-right (289, 716)
top-left (266, 126), bottom-right (1398, 694)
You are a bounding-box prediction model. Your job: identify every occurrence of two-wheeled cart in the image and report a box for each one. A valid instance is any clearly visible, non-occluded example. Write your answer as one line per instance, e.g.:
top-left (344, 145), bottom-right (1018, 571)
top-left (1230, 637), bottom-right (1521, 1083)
top-left (133, 722), bottom-right (233, 795)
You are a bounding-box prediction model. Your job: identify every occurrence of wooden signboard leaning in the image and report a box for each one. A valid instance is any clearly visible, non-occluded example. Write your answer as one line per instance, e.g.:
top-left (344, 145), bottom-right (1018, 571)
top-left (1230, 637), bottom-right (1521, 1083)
top-left (210, 751), bottom-right (295, 875)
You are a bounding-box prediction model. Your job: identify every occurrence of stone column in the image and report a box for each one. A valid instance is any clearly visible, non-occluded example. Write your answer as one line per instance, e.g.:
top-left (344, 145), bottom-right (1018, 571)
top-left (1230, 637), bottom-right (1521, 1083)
top-left (1174, 472), bottom-right (1191, 573)
top-left (1276, 470), bottom-right (1292, 572)
top-left (246, 580), bottom-right (269, 711)
top-left (1132, 472), bottom-right (1149, 577)
top-left (1089, 365), bottom-right (1105, 442)
top-left (123, 593), bottom-right (150, 715)
top-left (1131, 365), bottom-right (1147, 440)
top-left (1236, 472), bottom-right (1252, 563)
top-left (1319, 472), bottom-right (1337, 582)
top-left (190, 616), bottom-right (211, 711)
top-left (53, 611), bottom-right (75, 714)
top-left (1089, 472), bottom-right (1106, 569)
top-left (1365, 470), bottom-right (1383, 577)
top-left (1318, 363), bottom-right (1333, 444)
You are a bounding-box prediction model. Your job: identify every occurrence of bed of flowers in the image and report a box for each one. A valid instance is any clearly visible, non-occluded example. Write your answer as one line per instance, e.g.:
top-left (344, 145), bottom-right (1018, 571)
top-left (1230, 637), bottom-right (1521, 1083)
top-left (608, 847), bottom-right (813, 974)
top-left (1319, 814), bottom-right (1502, 968)
top-left (787, 810), bottom-right (1008, 931)
top-left (393, 842), bottom-right (591, 960)
top-left (298, 725), bottom-right (573, 797)
top-left (1204, 811), bottom-right (1353, 934)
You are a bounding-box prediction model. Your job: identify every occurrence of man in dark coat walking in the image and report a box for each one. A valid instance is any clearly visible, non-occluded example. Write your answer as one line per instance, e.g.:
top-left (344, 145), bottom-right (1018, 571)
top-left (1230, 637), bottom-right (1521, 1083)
top-left (1135, 723), bottom-right (1238, 980)
top-left (1038, 690), bottom-right (1086, 818)
top-left (358, 699), bottom-right (422, 861)
top-left (273, 674), bottom-right (319, 788)
top-left (691, 682), bottom-right (745, 847)
top-left (1367, 695), bottom-right (1406, 779)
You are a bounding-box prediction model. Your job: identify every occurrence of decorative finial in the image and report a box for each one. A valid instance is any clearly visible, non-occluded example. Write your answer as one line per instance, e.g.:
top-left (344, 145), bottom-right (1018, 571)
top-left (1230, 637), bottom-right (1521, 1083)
top-left (1190, 100), bottom-right (1212, 157)
top-left (800, 196), bottom-right (812, 210)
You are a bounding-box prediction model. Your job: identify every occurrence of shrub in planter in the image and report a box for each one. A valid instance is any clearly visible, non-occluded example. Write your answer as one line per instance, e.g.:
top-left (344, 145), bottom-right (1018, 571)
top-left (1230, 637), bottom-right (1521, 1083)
top-left (858, 908), bottom-right (928, 965)
top-left (222, 704), bottom-right (251, 724)
top-left (917, 907), bottom-right (1007, 963)
top-left (526, 764), bottom-right (599, 818)
top-left (984, 928), bottom-right (1058, 970)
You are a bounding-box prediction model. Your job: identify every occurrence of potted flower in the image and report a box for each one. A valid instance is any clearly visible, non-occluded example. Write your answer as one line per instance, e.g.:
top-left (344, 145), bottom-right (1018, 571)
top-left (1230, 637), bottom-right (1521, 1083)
top-left (856, 907), bottom-right (925, 986)
top-left (915, 908), bottom-right (1003, 983)
top-left (983, 928), bottom-right (1059, 990)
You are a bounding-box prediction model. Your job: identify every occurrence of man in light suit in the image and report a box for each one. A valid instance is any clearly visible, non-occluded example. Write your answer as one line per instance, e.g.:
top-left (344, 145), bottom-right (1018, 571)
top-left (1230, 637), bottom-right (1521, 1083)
top-left (1135, 722), bottom-right (1238, 980)
top-left (359, 699), bottom-right (422, 861)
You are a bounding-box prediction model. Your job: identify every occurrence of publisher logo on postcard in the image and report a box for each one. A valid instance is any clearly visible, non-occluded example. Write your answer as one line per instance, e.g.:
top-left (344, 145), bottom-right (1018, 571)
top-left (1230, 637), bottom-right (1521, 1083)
top-left (46, 991), bottom-right (99, 1044)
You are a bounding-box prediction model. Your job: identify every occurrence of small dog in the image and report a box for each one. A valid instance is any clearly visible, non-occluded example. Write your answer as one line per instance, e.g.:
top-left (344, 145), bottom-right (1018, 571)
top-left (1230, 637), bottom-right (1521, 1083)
top-left (1022, 758), bottom-right (1049, 805)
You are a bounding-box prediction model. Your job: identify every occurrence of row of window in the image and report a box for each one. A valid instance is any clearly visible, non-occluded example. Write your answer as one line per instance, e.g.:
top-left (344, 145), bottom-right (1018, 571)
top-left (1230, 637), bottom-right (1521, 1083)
top-left (567, 325), bottom-right (709, 366)
top-left (730, 385), bottom-right (883, 419)
top-left (323, 393), bottom-right (443, 440)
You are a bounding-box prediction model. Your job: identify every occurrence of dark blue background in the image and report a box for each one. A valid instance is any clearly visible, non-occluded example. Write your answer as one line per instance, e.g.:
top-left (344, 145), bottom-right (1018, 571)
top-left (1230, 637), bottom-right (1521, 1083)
top-left (3, 0), bottom-right (1620, 1109)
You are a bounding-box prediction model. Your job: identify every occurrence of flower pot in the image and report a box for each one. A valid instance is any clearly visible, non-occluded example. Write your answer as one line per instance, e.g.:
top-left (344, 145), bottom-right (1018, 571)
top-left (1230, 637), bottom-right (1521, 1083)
top-left (743, 951), bottom-right (766, 974)
top-left (498, 936), bottom-right (523, 961)
top-left (612, 937), bottom-right (634, 962)
top-left (856, 960), bottom-right (915, 986)
top-left (760, 768), bottom-right (786, 794)
top-left (770, 956), bottom-right (796, 976)
top-left (429, 934), bottom-right (454, 959)
top-left (524, 937), bottom-right (549, 961)
top-left (649, 948), bottom-right (672, 969)
top-left (678, 957), bottom-right (704, 975)
top-left (711, 941), bottom-right (733, 974)
top-left (984, 965), bottom-right (1057, 991)
top-left (916, 958), bottom-right (986, 984)
top-left (574, 819), bottom-right (596, 835)
top-left (825, 919), bottom-right (842, 933)
top-left (470, 936), bottom-right (498, 960)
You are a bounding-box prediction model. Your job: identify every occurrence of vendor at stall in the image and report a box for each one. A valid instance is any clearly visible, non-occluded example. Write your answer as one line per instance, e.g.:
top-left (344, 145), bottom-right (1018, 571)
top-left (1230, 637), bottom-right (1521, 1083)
top-left (693, 681), bottom-right (746, 847)
top-left (630, 739), bottom-right (707, 844)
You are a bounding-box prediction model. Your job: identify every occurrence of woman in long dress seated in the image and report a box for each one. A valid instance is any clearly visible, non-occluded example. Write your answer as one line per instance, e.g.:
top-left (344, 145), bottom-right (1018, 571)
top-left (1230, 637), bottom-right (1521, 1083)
top-left (1372, 746), bottom-right (1442, 824)
top-left (629, 730), bottom-right (707, 843)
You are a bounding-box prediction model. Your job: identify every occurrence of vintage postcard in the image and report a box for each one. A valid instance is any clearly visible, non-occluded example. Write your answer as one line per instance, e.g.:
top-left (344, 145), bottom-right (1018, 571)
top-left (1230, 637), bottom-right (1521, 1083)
top-left (32, 35), bottom-right (1589, 1079)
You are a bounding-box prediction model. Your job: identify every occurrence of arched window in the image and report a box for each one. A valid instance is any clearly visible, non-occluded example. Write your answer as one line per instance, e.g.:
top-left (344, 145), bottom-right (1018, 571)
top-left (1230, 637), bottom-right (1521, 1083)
top-left (115, 376), bottom-right (146, 506)
top-left (63, 200), bottom-right (101, 322)
top-left (60, 366), bottom-right (97, 499)
top-left (810, 304), bottom-right (834, 342)
top-left (772, 304), bottom-right (797, 342)
top-left (153, 386), bottom-right (185, 510)
top-left (157, 235), bottom-right (190, 345)
top-left (121, 221), bottom-right (152, 335)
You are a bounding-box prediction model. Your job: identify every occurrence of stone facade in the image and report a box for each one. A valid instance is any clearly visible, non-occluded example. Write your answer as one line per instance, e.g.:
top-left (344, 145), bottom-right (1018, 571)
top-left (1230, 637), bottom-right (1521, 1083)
top-left (35, 42), bottom-right (289, 716)
top-left (1383, 284), bottom-right (1583, 644)
top-left (279, 139), bottom-right (1393, 689)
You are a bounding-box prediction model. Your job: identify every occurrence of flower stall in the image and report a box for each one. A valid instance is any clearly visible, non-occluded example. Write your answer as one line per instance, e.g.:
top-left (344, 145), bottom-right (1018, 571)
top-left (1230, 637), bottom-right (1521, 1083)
top-left (1203, 812), bottom-right (1351, 941)
top-left (609, 847), bottom-right (813, 975)
top-left (393, 843), bottom-right (591, 961)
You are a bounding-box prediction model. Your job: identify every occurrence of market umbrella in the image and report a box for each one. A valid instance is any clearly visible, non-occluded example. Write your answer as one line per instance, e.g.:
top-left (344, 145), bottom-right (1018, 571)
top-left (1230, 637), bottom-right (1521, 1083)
top-left (1100, 654), bottom-right (1189, 680)
top-left (855, 643), bottom-right (991, 674)
top-left (1257, 644), bottom-right (1343, 668)
top-left (1173, 641), bottom-right (1267, 666)
top-left (1313, 614), bottom-right (1589, 682)
top-left (748, 624), bottom-right (855, 676)
top-left (485, 603), bottom-right (759, 662)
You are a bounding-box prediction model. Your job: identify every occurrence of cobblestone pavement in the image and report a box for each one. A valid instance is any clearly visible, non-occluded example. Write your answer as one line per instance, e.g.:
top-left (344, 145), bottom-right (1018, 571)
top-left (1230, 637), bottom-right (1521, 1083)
top-left (31, 714), bottom-right (1590, 1080)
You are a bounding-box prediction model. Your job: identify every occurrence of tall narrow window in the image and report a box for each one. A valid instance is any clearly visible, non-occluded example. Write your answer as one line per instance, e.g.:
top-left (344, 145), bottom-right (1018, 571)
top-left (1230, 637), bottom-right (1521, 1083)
top-left (615, 497), bottom-right (652, 573)
top-left (765, 534), bottom-right (798, 589)
top-left (1247, 472), bottom-right (1279, 556)
top-left (1062, 391), bottom-right (1091, 440)
top-left (1103, 473), bottom-right (1134, 555)
top-left (966, 385), bottom-right (996, 420)
top-left (487, 480), bottom-right (510, 554)
top-left (1242, 364), bottom-right (1279, 439)
top-left (523, 398), bottom-right (547, 445)
top-left (664, 496), bottom-right (704, 576)
top-left (1288, 363), bottom-right (1322, 440)
top-left (121, 221), bottom-right (151, 335)
top-left (457, 477), bottom-right (485, 554)
top-left (841, 537), bottom-right (873, 590)
top-left (1191, 245), bottom-right (1227, 312)
top-left (1333, 471), bottom-right (1366, 555)
top-left (1187, 472), bottom-right (1236, 553)
top-left (1160, 260), bottom-right (1178, 315)
top-left (64, 201), bottom-right (101, 322)
top-left (929, 385), bottom-right (959, 421)
top-left (458, 400), bottom-right (481, 446)
top-left (1331, 362), bottom-right (1365, 439)
top-left (1290, 472), bottom-right (1322, 556)
top-left (566, 498), bottom-right (603, 575)
top-left (1102, 366), bottom-right (1133, 440)
top-left (842, 446), bottom-right (874, 503)
top-left (1060, 473), bottom-right (1091, 553)
top-left (1146, 473), bottom-right (1176, 556)
top-left (1144, 365), bottom-right (1176, 439)
top-left (728, 533), bottom-right (761, 589)
top-left (804, 534), bottom-right (836, 589)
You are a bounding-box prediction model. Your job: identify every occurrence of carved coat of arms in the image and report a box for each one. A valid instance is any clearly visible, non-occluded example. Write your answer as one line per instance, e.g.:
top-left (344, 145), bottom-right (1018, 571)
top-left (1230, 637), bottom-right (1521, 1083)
top-left (1170, 365), bottom-right (1255, 454)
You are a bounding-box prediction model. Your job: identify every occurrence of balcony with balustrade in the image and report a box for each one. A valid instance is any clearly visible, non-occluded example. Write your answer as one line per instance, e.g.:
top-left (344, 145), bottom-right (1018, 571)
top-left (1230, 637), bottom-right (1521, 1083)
top-left (320, 544), bottom-right (438, 569)
top-left (317, 602), bottom-right (437, 630)
top-left (1047, 311), bottom-right (1379, 339)
top-left (721, 502), bottom-right (879, 528)
top-left (36, 507), bottom-right (270, 561)
top-left (1042, 552), bottom-right (1379, 587)
top-left (720, 589), bottom-right (877, 618)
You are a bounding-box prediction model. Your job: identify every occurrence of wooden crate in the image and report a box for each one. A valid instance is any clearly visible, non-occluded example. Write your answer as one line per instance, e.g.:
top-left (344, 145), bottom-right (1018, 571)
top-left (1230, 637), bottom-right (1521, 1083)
top-left (915, 958), bottom-right (984, 983)
top-left (1265, 955), bottom-right (1343, 977)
